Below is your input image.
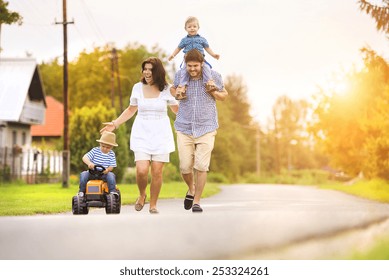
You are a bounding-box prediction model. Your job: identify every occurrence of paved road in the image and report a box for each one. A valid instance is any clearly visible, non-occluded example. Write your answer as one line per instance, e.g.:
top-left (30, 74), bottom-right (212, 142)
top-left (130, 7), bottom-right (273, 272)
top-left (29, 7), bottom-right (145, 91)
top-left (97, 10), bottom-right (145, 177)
top-left (1, 184), bottom-right (389, 259)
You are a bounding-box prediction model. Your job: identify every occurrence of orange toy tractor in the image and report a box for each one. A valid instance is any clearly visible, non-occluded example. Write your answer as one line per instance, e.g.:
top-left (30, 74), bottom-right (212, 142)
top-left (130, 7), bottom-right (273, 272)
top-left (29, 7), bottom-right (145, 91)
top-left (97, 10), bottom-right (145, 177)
top-left (72, 165), bottom-right (121, 215)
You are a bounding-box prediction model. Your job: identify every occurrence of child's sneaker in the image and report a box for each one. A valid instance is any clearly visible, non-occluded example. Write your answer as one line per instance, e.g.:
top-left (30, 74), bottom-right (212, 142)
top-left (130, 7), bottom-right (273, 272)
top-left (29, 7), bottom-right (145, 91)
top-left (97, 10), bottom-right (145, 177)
top-left (205, 80), bottom-right (217, 94)
top-left (175, 85), bottom-right (187, 100)
top-left (77, 192), bottom-right (84, 197)
top-left (110, 191), bottom-right (119, 198)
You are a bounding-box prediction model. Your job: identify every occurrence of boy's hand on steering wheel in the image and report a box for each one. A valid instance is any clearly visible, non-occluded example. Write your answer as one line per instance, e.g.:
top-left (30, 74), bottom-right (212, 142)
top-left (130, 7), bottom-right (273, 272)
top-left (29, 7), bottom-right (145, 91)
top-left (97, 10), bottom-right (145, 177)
top-left (88, 163), bottom-right (95, 170)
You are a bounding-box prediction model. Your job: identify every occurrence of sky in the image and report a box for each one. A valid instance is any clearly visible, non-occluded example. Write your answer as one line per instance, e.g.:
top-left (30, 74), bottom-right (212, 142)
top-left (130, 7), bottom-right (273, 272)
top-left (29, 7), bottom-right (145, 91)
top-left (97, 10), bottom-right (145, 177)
top-left (2, 0), bottom-right (388, 124)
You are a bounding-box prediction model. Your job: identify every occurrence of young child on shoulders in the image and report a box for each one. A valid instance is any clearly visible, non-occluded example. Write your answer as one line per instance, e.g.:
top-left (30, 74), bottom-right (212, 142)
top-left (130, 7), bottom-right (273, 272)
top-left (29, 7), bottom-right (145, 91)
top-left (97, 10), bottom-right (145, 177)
top-left (168, 16), bottom-right (220, 100)
top-left (78, 131), bottom-right (118, 197)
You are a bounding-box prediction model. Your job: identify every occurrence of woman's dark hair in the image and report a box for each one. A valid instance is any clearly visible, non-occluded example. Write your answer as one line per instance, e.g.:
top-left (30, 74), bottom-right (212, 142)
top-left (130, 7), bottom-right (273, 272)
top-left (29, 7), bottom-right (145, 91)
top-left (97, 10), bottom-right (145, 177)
top-left (141, 57), bottom-right (168, 91)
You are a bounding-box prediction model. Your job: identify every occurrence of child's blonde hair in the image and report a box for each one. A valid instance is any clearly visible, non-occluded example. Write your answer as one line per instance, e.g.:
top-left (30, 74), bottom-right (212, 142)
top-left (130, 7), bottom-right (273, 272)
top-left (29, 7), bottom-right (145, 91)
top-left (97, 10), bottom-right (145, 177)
top-left (184, 16), bottom-right (199, 29)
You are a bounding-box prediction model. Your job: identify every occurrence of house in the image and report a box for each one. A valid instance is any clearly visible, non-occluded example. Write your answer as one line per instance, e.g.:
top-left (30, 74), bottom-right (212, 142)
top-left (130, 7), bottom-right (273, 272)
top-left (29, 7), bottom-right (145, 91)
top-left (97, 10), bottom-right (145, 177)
top-left (0, 58), bottom-right (47, 150)
top-left (31, 96), bottom-right (63, 147)
top-left (0, 58), bottom-right (48, 181)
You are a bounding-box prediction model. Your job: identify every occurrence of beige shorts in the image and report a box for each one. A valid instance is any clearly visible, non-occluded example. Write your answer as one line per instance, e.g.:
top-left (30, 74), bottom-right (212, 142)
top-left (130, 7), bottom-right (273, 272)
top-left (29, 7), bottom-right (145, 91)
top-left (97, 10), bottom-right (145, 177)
top-left (134, 152), bottom-right (170, 163)
top-left (176, 130), bottom-right (217, 173)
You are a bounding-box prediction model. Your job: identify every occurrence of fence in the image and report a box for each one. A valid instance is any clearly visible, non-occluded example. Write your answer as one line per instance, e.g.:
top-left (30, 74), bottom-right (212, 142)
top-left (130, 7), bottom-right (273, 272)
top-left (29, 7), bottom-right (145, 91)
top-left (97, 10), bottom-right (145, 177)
top-left (0, 146), bottom-right (62, 184)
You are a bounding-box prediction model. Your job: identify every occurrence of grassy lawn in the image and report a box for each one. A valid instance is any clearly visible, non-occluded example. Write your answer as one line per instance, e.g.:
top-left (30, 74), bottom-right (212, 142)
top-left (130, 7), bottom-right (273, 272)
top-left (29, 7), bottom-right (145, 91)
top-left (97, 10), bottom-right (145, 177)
top-left (0, 181), bottom-right (220, 216)
top-left (351, 238), bottom-right (389, 259)
top-left (318, 178), bottom-right (389, 259)
top-left (318, 178), bottom-right (389, 203)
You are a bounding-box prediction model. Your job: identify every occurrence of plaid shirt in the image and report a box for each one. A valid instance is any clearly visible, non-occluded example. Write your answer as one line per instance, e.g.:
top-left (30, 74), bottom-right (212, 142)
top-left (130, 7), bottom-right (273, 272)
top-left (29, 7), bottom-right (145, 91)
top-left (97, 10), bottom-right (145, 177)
top-left (178, 34), bottom-right (209, 55)
top-left (174, 69), bottom-right (224, 138)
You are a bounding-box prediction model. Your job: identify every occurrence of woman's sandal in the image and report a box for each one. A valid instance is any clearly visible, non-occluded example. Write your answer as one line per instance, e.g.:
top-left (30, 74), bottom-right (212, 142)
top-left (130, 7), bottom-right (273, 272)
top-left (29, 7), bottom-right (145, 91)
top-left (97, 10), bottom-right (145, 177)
top-left (135, 195), bottom-right (147, 211)
top-left (184, 191), bottom-right (194, 210)
top-left (149, 208), bottom-right (159, 214)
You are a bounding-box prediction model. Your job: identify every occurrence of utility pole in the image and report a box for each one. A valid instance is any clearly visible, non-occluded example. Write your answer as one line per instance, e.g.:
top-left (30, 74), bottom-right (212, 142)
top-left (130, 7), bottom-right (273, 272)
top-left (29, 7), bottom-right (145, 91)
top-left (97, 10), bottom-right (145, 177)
top-left (56, 0), bottom-right (74, 188)
top-left (256, 127), bottom-right (261, 176)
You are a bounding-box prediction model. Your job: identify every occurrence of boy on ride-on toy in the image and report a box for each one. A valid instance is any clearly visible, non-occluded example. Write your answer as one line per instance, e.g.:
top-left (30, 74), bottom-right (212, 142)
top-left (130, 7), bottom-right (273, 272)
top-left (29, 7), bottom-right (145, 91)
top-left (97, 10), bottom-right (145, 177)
top-left (78, 131), bottom-right (118, 197)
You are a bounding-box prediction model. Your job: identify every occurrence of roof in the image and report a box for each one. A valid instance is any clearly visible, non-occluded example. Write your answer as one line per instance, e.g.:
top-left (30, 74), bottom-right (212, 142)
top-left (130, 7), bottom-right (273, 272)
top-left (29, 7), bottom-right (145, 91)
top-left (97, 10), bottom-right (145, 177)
top-left (31, 96), bottom-right (64, 137)
top-left (0, 58), bottom-right (46, 121)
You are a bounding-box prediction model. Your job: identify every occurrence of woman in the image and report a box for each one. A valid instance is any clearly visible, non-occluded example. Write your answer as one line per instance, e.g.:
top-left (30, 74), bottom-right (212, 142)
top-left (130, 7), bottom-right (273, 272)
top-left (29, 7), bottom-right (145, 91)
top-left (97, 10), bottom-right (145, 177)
top-left (100, 57), bottom-right (178, 214)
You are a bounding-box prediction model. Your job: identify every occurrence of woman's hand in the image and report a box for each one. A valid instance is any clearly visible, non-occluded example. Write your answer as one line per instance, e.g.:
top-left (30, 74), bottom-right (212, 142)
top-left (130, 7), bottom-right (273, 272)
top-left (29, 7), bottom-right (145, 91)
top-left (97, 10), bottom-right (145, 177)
top-left (100, 122), bottom-right (116, 133)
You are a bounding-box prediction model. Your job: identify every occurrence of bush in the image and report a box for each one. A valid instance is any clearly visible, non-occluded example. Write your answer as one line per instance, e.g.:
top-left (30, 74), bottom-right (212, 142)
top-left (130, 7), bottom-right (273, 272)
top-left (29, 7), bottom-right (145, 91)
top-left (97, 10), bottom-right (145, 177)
top-left (69, 174), bottom-right (79, 185)
top-left (207, 172), bottom-right (229, 183)
top-left (244, 172), bottom-right (264, 184)
top-left (122, 167), bottom-right (137, 184)
top-left (163, 163), bottom-right (181, 182)
top-left (242, 169), bottom-right (334, 185)
top-left (122, 164), bottom-right (181, 185)
top-left (0, 165), bottom-right (11, 182)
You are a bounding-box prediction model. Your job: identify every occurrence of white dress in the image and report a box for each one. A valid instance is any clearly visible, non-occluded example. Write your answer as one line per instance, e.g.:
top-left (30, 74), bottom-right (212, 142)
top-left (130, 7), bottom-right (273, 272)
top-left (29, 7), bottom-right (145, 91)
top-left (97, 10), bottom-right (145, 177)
top-left (129, 82), bottom-right (178, 154)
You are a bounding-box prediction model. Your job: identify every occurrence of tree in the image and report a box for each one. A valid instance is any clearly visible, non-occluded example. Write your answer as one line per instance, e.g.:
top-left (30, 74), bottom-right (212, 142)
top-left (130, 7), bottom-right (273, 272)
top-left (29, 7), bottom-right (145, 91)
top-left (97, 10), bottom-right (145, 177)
top-left (40, 43), bottom-right (168, 111)
top-left (212, 75), bottom-right (258, 180)
top-left (311, 48), bottom-right (389, 179)
top-left (39, 58), bottom-right (63, 101)
top-left (357, 49), bottom-right (389, 179)
top-left (358, 0), bottom-right (389, 34)
top-left (268, 95), bottom-right (312, 173)
top-left (0, 0), bottom-right (22, 52)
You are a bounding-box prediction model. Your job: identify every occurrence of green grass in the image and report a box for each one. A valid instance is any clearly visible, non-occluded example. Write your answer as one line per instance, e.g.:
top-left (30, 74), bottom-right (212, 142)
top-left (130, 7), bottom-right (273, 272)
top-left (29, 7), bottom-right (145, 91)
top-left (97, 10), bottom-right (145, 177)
top-left (351, 238), bottom-right (389, 259)
top-left (0, 181), bottom-right (220, 216)
top-left (318, 178), bottom-right (389, 259)
top-left (318, 178), bottom-right (389, 203)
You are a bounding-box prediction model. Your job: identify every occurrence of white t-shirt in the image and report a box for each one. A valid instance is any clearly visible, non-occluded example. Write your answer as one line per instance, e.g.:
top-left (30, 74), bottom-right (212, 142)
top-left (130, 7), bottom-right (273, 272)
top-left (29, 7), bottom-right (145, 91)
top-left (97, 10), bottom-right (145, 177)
top-left (129, 82), bottom-right (178, 154)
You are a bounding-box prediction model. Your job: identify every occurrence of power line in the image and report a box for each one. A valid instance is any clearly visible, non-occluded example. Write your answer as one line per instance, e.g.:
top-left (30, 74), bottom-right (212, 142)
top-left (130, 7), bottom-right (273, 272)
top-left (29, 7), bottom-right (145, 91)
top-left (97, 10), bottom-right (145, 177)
top-left (79, 0), bottom-right (107, 43)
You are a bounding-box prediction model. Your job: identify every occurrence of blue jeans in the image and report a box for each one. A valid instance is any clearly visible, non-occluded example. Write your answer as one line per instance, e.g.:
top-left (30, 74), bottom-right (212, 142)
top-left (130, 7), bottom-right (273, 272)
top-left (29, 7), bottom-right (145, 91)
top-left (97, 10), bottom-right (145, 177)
top-left (79, 171), bottom-right (116, 193)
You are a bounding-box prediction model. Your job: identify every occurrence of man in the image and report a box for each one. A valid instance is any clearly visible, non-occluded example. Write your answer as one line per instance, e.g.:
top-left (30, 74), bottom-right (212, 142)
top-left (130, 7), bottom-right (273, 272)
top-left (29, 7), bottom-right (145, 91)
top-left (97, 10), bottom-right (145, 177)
top-left (171, 49), bottom-right (228, 213)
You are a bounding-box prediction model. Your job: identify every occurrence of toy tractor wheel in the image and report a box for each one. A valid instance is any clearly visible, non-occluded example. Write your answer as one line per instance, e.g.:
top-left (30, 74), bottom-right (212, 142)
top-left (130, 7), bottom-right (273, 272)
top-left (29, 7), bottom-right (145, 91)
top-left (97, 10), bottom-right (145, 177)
top-left (72, 195), bottom-right (89, 215)
top-left (116, 190), bottom-right (121, 214)
top-left (105, 193), bottom-right (121, 214)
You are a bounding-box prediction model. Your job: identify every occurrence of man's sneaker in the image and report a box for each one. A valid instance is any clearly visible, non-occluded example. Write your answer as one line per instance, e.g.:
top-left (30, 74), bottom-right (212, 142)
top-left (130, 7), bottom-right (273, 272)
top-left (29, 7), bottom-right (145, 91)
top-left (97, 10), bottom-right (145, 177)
top-left (77, 192), bottom-right (84, 197)
top-left (192, 204), bottom-right (203, 213)
top-left (175, 85), bottom-right (187, 100)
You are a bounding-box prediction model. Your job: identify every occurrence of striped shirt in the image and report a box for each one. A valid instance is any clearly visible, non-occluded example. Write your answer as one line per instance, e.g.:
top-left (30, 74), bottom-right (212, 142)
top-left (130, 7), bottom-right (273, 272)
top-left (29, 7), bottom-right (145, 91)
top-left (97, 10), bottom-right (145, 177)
top-left (85, 147), bottom-right (117, 168)
top-left (178, 34), bottom-right (209, 55)
top-left (174, 69), bottom-right (224, 138)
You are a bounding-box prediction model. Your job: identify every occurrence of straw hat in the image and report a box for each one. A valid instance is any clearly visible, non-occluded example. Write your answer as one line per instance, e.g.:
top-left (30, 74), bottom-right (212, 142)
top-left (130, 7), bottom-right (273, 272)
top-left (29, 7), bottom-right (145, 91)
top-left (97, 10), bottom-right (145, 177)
top-left (96, 131), bottom-right (118, 147)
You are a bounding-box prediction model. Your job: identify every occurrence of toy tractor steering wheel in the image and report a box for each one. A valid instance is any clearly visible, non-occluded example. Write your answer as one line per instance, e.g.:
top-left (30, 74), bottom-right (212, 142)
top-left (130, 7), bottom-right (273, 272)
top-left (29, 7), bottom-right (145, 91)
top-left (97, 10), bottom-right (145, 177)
top-left (89, 164), bottom-right (106, 176)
